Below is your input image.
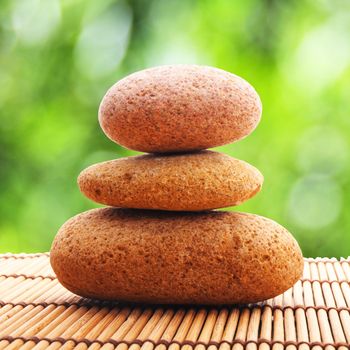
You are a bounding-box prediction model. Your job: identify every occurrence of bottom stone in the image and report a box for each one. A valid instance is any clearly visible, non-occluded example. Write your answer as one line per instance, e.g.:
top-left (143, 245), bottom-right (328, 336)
top-left (50, 208), bottom-right (303, 305)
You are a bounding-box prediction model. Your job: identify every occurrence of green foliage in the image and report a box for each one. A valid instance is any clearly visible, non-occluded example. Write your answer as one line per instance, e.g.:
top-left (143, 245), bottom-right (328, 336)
top-left (1, 0), bottom-right (350, 256)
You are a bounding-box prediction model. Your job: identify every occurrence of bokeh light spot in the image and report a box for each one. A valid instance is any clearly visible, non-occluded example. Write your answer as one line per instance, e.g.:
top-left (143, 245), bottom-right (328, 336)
top-left (11, 0), bottom-right (61, 46)
top-left (297, 126), bottom-right (348, 176)
top-left (74, 2), bottom-right (132, 79)
top-left (147, 40), bottom-right (203, 66)
top-left (286, 15), bottom-right (350, 92)
top-left (288, 174), bottom-right (342, 230)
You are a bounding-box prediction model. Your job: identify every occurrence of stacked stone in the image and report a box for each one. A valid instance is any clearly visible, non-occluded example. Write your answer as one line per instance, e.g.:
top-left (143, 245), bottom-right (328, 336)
top-left (51, 65), bottom-right (303, 305)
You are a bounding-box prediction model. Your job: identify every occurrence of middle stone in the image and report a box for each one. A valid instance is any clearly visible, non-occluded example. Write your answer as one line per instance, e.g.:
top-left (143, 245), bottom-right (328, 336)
top-left (78, 150), bottom-right (263, 211)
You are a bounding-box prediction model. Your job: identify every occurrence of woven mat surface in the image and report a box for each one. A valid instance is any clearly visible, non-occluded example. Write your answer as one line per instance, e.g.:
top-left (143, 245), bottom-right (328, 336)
top-left (0, 255), bottom-right (350, 349)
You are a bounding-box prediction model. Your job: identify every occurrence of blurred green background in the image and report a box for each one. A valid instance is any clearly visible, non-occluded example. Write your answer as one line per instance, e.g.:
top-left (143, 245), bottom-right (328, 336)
top-left (0, 0), bottom-right (350, 257)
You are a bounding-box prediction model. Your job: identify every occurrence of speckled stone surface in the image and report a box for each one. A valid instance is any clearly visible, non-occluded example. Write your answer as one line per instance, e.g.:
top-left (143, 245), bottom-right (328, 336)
top-left (99, 65), bottom-right (262, 153)
top-left (78, 151), bottom-right (263, 211)
top-left (50, 208), bottom-right (303, 305)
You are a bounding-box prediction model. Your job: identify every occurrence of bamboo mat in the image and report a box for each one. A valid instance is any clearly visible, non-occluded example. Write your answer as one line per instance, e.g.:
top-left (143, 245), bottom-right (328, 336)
top-left (0, 255), bottom-right (350, 349)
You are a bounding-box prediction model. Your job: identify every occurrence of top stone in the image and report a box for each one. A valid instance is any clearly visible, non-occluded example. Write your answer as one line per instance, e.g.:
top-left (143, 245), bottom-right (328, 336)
top-left (99, 65), bottom-right (262, 153)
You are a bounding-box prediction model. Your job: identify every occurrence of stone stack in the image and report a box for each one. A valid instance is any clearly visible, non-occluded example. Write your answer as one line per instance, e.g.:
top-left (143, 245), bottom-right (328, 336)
top-left (50, 65), bottom-right (303, 305)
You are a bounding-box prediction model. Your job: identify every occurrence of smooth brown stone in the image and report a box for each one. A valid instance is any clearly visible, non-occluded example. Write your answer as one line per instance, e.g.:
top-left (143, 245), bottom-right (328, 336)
top-left (50, 208), bottom-right (303, 305)
top-left (99, 65), bottom-right (262, 152)
top-left (77, 151), bottom-right (263, 211)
